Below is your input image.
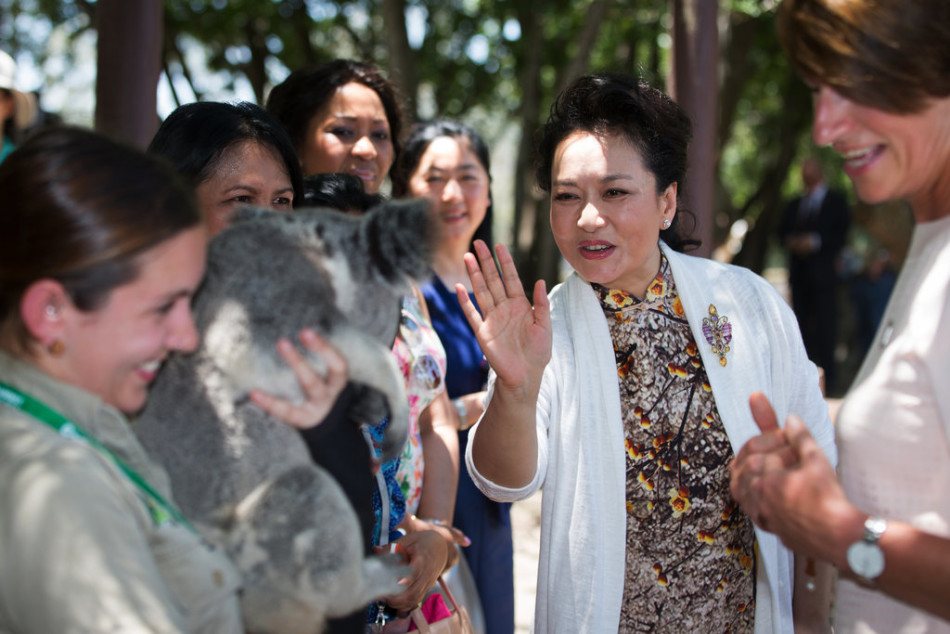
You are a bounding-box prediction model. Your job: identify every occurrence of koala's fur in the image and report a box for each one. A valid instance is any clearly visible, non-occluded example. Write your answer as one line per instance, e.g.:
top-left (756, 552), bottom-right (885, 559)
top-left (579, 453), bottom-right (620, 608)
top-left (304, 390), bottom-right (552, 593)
top-left (135, 200), bottom-right (434, 633)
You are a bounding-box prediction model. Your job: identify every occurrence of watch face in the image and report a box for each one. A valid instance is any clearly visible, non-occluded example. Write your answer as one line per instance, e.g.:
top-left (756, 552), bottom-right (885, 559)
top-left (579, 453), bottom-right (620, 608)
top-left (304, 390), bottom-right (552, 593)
top-left (847, 541), bottom-right (885, 580)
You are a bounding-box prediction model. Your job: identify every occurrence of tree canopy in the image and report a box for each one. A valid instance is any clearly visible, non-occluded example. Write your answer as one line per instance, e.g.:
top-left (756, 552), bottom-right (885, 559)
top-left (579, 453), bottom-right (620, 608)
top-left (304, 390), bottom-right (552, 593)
top-left (1, 0), bottom-right (828, 281)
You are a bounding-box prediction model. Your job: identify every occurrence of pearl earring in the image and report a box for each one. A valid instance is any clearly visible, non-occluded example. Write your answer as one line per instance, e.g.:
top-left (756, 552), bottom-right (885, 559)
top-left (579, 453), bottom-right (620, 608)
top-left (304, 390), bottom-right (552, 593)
top-left (662, 218), bottom-right (672, 230)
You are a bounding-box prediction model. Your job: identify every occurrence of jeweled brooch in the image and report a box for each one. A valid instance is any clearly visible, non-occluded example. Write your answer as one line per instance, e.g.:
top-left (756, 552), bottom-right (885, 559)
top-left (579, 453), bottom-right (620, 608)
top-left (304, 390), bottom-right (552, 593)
top-left (702, 304), bottom-right (732, 367)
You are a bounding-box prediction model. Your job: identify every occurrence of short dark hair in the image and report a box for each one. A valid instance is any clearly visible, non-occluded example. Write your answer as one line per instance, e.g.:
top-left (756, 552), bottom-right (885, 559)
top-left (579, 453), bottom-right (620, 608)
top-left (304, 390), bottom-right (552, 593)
top-left (148, 101), bottom-right (304, 205)
top-left (390, 119), bottom-right (493, 249)
top-left (265, 59), bottom-right (405, 168)
top-left (536, 74), bottom-right (698, 251)
top-left (302, 172), bottom-right (384, 213)
top-left (778, 0), bottom-right (950, 114)
top-left (0, 126), bottom-right (200, 351)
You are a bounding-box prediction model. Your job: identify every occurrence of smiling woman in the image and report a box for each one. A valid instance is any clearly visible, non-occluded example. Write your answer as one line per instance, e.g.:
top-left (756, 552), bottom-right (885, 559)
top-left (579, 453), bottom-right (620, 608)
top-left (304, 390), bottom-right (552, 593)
top-left (729, 1), bottom-right (950, 632)
top-left (265, 59), bottom-right (403, 195)
top-left (0, 126), bottom-right (243, 633)
top-left (0, 125), bottom-right (348, 634)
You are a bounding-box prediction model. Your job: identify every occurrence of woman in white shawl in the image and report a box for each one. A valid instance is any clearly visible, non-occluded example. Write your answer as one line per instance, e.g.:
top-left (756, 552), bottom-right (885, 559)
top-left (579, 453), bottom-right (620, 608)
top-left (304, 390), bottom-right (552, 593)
top-left (457, 74), bottom-right (835, 633)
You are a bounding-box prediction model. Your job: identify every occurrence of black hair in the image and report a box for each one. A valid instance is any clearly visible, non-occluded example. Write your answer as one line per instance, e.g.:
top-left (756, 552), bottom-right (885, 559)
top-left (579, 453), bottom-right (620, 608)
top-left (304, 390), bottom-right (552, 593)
top-left (302, 172), bottom-right (385, 213)
top-left (148, 101), bottom-right (304, 206)
top-left (536, 74), bottom-right (699, 251)
top-left (265, 59), bottom-right (405, 169)
top-left (390, 119), bottom-right (493, 249)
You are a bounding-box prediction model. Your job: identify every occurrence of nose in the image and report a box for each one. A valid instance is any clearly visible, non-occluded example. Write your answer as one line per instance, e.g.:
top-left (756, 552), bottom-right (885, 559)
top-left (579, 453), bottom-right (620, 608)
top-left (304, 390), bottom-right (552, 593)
top-left (812, 86), bottom-right (852, 147)
top-left (577, 201), bottom-right (604, 231)
top-left (169, 303), bottom-right (200, 353)
top-left (441, 178), bottom-right (463, 203)
top-left (352, 135), bottom-right (377, 159)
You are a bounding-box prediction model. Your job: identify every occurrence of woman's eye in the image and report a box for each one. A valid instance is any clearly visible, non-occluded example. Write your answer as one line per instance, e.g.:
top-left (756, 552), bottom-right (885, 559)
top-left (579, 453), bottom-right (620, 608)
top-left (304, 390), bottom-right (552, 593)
top-left (372, 130), bottom-right (390, 141)
top-left (553, 192), bottom-right (577, 202)
top-left (330, 127), bottom-right (354, 139)
top-left (604, 188), bottom-right (628, 198)
top-left (426, 176), bottom-right (445, 184)
top-left (228, 195), bottom-right (253, 205)
top-left (273, 196), bottom-right (293, 208)
top-left (155, 301), bottom-right (176, 317)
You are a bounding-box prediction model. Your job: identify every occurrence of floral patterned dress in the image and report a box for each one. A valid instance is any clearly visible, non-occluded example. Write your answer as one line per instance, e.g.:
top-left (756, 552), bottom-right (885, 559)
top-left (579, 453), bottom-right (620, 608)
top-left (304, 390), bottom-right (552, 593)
top-left (392, 293), bottom-right (448, 516)
top-left (594, 254), bottom-right (757, 633)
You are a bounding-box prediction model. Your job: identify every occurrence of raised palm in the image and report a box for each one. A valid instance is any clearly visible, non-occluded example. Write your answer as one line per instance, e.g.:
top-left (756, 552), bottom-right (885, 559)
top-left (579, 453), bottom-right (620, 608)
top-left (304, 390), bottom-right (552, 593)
top-left (456, 240), bottom-right (552, 395)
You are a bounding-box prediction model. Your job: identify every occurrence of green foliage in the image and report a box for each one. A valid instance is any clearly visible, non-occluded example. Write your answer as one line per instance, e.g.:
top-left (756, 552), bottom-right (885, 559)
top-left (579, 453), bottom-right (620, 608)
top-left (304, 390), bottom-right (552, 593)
top-left (1, 0), bottom-right (821, 271)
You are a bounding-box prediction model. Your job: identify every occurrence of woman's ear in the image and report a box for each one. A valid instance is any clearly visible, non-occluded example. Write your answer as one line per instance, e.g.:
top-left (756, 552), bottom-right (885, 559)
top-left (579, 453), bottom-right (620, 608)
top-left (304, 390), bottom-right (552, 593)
top-left (20, 280), bottom-right (71, 350)
top-left (662, 182), bottom-right (678, 223)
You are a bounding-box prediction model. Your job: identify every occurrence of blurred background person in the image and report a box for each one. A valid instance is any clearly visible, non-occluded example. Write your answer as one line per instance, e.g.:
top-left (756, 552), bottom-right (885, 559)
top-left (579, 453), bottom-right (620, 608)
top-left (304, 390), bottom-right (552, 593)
top-left (778, 157), bottom-right (851, 395)
top-left (0, 50), bottom-right (38, 163)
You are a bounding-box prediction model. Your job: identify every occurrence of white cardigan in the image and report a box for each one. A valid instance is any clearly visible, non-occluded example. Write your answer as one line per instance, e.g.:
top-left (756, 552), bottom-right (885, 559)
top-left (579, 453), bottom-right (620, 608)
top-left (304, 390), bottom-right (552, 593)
top-left (466, 243), bottom-right (836, 633)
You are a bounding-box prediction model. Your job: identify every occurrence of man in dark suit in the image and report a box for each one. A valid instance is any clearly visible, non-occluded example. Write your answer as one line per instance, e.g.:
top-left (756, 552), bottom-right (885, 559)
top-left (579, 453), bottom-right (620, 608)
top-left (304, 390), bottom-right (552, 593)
top-left (778, 158), bottom-right (851, 394)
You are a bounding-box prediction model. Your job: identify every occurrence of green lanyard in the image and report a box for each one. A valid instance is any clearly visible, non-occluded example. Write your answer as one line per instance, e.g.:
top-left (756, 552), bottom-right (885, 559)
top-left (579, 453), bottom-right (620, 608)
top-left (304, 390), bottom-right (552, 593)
top-left (0, 380), bottom-right (196, 534)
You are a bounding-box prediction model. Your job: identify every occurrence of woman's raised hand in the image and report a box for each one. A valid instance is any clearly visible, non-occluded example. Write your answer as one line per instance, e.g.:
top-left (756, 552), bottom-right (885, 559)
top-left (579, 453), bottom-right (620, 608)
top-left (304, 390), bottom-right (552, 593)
top-left (249, 329), bottom-right (348, 429)
top-left (457, 240), bottom-right (552, 395)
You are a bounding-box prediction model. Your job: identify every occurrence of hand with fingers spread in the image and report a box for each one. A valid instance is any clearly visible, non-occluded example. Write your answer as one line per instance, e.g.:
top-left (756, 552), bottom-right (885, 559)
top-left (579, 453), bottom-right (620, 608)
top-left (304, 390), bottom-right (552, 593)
top-left (457, 240), bottom-right (552, 396)
top-left (249, 328), bottom-right (348, 429)
top-left (458, 240), bottom-right (552, 488)
top-left (730, 392), bottom-right (853, 561)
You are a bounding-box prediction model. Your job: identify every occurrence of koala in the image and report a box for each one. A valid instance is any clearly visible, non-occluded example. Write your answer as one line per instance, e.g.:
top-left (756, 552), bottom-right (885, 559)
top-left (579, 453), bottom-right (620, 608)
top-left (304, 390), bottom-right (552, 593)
top-left (135, 200), bottom-right (435, 633)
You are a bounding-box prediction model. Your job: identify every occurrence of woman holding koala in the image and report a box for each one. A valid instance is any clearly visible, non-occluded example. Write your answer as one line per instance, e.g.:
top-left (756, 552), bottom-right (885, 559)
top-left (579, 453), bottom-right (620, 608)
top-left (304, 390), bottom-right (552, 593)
top-left (0, 126), bottom-right (347, 633)
top-left (268, 60), bottom-right (469, 630)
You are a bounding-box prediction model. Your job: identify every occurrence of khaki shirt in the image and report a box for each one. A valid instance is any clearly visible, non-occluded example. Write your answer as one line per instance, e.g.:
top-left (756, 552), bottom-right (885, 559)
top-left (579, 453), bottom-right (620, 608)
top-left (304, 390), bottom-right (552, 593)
top-left (0, 352), bottom-right (243, 633)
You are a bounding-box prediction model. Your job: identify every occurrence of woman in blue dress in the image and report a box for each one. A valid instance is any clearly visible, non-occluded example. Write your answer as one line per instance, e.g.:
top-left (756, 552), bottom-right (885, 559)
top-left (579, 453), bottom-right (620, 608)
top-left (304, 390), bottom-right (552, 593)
top-left (392, 120), bottom-right (512, 634)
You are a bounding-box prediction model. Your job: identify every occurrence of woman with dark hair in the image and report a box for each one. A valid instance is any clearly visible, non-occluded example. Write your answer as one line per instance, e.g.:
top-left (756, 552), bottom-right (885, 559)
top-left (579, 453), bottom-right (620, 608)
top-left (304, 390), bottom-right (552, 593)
top-left (731, 1), bottom-right (950, 631)
top-left (0, 127), bottom-right (345, 632)
top-left (391, 119), bottom-right (509, 633)
top-left (266, 59), bottom-right (403, 195)
top-left (459, 74), bottom-right (835, 632)
top-left (149, 101), bottom-right (304, 236)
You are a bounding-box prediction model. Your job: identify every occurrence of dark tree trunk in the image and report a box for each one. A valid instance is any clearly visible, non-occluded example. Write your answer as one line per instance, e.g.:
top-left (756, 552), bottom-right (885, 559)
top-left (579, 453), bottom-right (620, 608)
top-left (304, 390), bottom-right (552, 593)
top-left (382, 0), bottom-right (418, 117)
top-left (512, 2), bottom-right (546, 289)
top-left (95, 0), bottom-right (163, 148)
top-left (670, 0), bottom-right (718, 257)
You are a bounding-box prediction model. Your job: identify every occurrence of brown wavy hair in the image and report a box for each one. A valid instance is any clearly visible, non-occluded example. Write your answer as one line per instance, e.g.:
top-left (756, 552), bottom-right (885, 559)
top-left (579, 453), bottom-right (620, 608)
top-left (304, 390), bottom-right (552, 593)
top-left (778, 0), bottom-right (950, 114)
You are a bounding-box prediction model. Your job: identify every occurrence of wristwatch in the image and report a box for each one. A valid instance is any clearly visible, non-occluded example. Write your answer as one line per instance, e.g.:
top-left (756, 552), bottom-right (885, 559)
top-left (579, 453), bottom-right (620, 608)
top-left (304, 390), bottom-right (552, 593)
top-left (846, 516), bottom-right (887, 584)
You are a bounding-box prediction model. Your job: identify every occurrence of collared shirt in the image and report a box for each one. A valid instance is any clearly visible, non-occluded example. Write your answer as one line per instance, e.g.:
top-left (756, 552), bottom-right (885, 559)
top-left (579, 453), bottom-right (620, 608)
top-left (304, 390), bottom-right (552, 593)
top-left (0, 351), bottom-right (242, 634)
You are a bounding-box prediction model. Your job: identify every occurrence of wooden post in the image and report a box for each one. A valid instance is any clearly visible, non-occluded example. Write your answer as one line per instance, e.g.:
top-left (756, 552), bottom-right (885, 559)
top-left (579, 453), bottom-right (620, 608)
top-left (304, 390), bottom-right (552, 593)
top-left (670, 0), bottom-right (718, 258)
top-left (95, 0), bottom-right (163, 148)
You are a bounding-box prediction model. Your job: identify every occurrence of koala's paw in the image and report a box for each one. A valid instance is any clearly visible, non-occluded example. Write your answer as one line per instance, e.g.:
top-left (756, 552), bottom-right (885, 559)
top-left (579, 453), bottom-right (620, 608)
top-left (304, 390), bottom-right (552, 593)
top-left (349, 553), bottom-right (411, 609)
